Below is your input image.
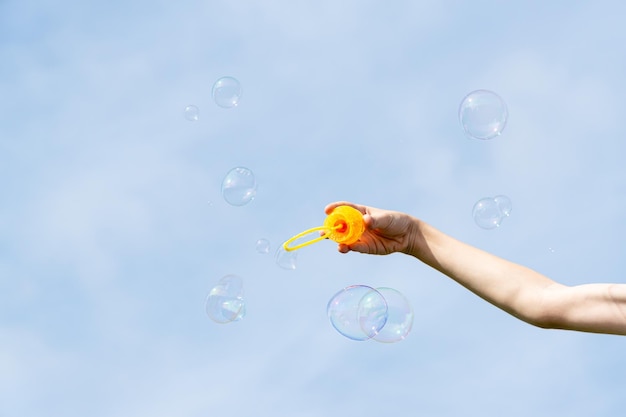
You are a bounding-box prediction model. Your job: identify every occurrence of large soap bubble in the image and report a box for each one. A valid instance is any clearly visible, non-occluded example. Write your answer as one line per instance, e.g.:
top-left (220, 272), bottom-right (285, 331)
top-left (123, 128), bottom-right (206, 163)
top-left (327, 285), bottom-right (388, 341)
top-left (371, 287), bottom-right (414, 343)
top-left (327, 285), bottom-right (414, 343)
top-left (459, 90), bottom-right (508, 140)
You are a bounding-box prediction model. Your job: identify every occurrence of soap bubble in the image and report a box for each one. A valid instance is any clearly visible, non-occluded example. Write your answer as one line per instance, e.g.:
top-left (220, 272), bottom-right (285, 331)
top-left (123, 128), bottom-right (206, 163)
top-left (221, 167), bottom-right (257, 206)
top-left (327, 285), bottom-right (388, 341)
top-left (473, 198), bottom-right (502, 229)
top-left (184, 105), bottom-right (199, 121)
top-left (494, 195), bottom-right (512, 217)
top-left (459, 90), bottom-right (508, 140)
top-left (256, 238), bottom-right (271, 254)
top-left (275, 244), bottom-right (297, 270)
top-left (473, 195), bottom-right (512, 229)
top-left (372, 288), bottom-right (414, 343)
top-left (212, 76), bottom-right (242, 108)
top-left (205, 275), bottom-right (245, 324)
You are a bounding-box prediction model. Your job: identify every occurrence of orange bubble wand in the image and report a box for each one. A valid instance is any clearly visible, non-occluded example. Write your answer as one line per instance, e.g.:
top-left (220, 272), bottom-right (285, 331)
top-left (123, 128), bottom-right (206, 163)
top-left (283, 205), bottom-right (365, 251)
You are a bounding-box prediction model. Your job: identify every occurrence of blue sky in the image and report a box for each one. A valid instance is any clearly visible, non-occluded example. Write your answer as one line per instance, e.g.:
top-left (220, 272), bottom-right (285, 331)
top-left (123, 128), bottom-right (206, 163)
top-left (2, 1), bottom-right (626, 416)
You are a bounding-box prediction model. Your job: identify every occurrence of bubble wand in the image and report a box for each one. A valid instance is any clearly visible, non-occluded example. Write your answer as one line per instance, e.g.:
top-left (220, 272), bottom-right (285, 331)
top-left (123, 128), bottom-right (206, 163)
top-left (283, 205), bottom-right (365, 251)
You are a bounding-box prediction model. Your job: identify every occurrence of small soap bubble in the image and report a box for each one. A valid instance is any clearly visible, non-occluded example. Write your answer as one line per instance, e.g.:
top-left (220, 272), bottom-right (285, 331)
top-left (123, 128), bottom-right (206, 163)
top-left (494, 195), bottom-right (513, 217)
top-left (205, 275), bottom-right (246, 324)
top-left (256, 238), bottom-right (271, 254)
top-left (473, 195), bottom-right (512, 229)
top-left (221, 167), bottom-right (257, 206)
top-left (473, 197), bottom-right (503, 230)
top-left (275, 244), bottom-right (297, 270)
top-left (184, 105), bottom-right (199, 121)
top-left (327, 285), bottom-right (388, 341)
top-left (212, 76), bottom-right (242, 108)
top-left (459, 90), bottom-right (508, 140)
top-left (372, 288), bottom-right (414, 343)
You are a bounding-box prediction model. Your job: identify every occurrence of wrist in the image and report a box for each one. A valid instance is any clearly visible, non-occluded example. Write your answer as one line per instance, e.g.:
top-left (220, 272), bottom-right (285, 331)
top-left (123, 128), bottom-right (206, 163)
top-left (403, 215), bottom-right (425, 258)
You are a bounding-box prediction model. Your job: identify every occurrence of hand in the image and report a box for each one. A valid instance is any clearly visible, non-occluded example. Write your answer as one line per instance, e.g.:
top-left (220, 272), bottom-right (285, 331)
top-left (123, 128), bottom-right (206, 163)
top-left (324, 201), bottom-right (419, 255)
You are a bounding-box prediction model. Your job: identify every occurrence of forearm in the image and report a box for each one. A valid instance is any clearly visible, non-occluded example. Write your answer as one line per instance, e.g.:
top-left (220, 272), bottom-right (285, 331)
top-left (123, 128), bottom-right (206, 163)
top-left (406, 218), bottom-right (626, 334)
top-left (406, 218), bottom-right (555, 325)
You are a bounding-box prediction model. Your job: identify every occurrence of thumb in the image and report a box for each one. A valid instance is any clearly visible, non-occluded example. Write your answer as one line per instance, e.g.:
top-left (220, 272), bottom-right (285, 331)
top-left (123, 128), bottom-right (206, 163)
top-left (366, 211), bottom-right (395, 231)
top-left (363, 213), bottom-right (376, 230)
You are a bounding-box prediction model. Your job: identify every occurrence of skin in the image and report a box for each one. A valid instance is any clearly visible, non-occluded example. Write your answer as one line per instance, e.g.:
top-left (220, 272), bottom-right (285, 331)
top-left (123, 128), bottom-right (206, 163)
top-left (325, 201), bottom-right (626, 335)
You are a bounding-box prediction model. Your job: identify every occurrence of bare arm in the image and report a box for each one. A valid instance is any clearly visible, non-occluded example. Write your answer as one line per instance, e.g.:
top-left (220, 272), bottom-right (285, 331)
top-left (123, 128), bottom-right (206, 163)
top-left (325, 201), bottom-right (626, 335)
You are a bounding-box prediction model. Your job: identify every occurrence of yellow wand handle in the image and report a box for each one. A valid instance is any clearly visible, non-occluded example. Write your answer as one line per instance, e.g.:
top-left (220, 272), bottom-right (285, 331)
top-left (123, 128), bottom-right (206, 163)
top-left (282, 225), bottom-right (342, 251)
top-left (282, 205), bottom-right (365, 252)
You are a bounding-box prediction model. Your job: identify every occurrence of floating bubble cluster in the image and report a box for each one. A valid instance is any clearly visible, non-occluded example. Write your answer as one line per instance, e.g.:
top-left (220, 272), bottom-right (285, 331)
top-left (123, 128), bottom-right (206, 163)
top-left (212, 76), bottom-right (243, 108)
top-left (459, 90), bottom-right (508, 140)
top-left (203, 85), bottom-right (519, 347)
top-left (473, 195), bottom-right (512, 229)
top-left (221, 167), bottom-right (257, 206)
top-left (205, 275), bottom-right (246, 324)
top-left (327, 285), bottom-right (413, 343)
top-left (184, 105), bottom-right (199, 121)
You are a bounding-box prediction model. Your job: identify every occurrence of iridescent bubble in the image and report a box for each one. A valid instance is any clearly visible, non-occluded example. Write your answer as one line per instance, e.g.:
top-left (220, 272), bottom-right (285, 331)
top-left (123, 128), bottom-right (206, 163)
top-left (473, 197), bottom-right (503, 230)
top-left (459, 90), bottom-right (508, 140)
top-left (372, 288), bottom-right (414, 343)
top-left (221, 167), bottom-right (257, 206)
top-left (256, 238), bottom-right (270, 254)
top-left (275, 244), bottom-right (297, 270)
top-left (184, 105), bottom-right (199, 121)
top-left (205, 275), bottom-right (245, 324)
top-left (212, 76), bottom-right (242, 108)
top-left (327, 285), bottom-right (388, 341)
top-left (473, 195), bottom-right (513, 229)
top-left (494, 195), bottom-right (512, 217)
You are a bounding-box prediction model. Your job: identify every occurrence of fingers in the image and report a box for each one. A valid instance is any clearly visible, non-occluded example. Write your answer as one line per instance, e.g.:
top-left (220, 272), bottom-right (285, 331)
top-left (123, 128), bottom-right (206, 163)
top-left (324, 201), bottom-right (367, 215)
top-left (325, 202), bottom-right (378, 231)
top-left (339, 241), bottom-right (372, 254)
top-left (362, 213), bottom-right (375, 229)
top-left (324, 201), bottom-right (395, 234)
top-left (359, 209), bottom-right (385, 231)
top-left (367, 210), bottom-right (397, 232)
top-left (337, 243), bottom-right (351, 253)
